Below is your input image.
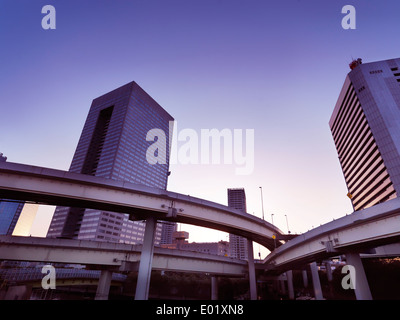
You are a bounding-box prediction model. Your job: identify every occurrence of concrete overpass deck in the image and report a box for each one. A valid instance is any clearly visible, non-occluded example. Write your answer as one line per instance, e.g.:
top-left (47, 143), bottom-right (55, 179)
top-left (0, 235), bottom-right (247, 277)
top-left (0, 162), bottom-right (283, 251)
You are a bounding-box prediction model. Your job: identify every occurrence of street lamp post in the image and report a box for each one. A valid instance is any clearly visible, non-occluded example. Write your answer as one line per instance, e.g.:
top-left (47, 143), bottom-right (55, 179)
top-left (259, 186), bottom-right (265, 221)
top-left (285, 214), bottom-right (291, 234)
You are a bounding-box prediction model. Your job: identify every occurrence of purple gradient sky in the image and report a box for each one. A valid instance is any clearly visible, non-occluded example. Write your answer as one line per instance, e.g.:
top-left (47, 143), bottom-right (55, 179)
top-left (1, 1), bottom-right (400, 254)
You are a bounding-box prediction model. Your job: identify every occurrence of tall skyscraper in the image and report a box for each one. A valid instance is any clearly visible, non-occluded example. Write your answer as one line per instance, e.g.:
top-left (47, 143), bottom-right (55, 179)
top-left (47, 81), bottom-right (175, 244)
top-left (0, 153), bottom-right (25, 235)
top-left (330, 58), bottom-right (400, 211)
top-left (227, 188), bottom-right (248, 260)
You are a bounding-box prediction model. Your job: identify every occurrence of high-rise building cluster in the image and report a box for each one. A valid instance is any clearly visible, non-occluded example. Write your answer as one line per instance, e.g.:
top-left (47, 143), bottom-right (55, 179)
top-left (4, 57), bottom-right (400, 260)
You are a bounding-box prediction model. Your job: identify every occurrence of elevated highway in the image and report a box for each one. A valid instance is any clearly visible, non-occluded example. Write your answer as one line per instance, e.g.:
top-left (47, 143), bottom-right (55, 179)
top-left (0, 162), bottom-right (283, 250)
top-left (1, 161), bottom-right (400, 300)
top-left (264, 197), bottom-right (400, 271)
top-left (0, 235), bottom-right (247, 276)
top-left (263, 197), bottom-right (400, 300)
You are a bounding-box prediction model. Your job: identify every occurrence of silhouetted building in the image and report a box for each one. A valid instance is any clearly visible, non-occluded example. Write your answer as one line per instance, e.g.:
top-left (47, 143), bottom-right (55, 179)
top-left (227, 188), bottom-right (248, 260)
top-left (159, 221), bottom-right (178, 245)
top-left (160, 231), bottom-right (229, 256)
top-left (47, 81), bottom-right (175, 243)
top-left (180, 240), bottom-right (229, 256)
top-left (330, 58), bottom-right (400, 211)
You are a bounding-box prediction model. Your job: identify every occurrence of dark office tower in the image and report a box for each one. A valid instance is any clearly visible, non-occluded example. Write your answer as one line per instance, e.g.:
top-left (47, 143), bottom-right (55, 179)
top-left (0, 153), bottom-right (25, 235)
top-left (330, 58), bottom-right (400, 211)
top-left (159, 221), bottom-right (178, 245)
top-left (227, 188), bottom-right (248, 260)
top-left (47, 81), bottom-right (175, 243)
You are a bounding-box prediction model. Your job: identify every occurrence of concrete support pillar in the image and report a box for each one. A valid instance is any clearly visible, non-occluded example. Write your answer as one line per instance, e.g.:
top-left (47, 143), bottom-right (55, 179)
top-left (325, 261), bottom-right (333, 282)
top-left (287, 270), bottom-right (295, 300)
top-left (247, 239), bottom-right (257, 300)
top-left (273, 279), bottom-right (279, 295)
top-left (95, 269), bottom-right (113, 300)
top-left (211, 276), bottom-right (218, 300)
top-left (302, 269), bottom-right (308, 288)
top-left (279, 279), bottom-right (286, 295)
top-left (345, 252), bottom-right (372, 300)
top-left (135, 217), bottom-right (157, 300)
top-left (309, 262), bottom-right (323, 300)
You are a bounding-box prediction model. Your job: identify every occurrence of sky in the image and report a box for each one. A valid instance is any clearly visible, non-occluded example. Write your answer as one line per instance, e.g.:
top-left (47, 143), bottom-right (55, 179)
top-left (1, 0), bottom-right (400, 257)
